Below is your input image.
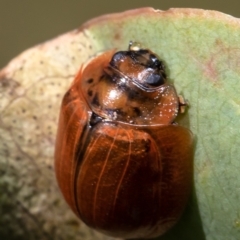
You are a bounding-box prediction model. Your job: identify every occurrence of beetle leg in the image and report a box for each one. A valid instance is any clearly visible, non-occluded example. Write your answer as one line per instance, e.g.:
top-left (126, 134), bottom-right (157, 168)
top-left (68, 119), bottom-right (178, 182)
top-left (178, 95), bottom-right (189, 114)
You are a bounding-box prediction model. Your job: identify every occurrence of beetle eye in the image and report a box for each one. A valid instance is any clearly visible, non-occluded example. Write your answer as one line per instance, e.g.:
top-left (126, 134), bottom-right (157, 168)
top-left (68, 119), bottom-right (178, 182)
top-left (110, 52), bottom-right (126, 67)
top-left (145, 73), bottom-right (165, 87)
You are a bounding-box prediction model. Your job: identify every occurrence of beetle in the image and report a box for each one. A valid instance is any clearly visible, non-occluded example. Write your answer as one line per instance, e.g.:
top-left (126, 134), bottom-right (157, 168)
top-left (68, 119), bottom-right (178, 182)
top-left (54, 42), bottom-right (193, 239)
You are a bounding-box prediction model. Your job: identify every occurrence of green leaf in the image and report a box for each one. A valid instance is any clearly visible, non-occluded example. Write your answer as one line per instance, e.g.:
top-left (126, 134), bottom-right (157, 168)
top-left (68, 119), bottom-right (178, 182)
top-left (1, 7), bottom-right (240, 240)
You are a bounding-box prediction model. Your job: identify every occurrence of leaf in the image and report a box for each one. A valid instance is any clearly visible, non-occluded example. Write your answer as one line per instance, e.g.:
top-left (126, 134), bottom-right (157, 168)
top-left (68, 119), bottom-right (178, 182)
top-left (1, 7), bottom-right (240, 240)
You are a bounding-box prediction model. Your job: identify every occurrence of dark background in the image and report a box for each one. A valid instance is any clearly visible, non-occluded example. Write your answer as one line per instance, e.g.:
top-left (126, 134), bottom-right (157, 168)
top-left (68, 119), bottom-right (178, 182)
top-left (0, 0), bottom-right (239, 68)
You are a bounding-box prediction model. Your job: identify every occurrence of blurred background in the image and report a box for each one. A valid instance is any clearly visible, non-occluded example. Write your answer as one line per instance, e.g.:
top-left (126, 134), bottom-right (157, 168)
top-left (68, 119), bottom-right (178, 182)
top-left (0, 0), bottom-right (239, 69)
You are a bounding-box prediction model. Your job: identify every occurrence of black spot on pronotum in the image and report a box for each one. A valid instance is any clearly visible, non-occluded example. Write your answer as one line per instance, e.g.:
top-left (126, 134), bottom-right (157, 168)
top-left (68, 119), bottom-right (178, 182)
top-left (87, 78), bottom-right (94, 84)
top-left (92, 93), bottom-right (99, 106)
top-left (128, 89), bottom-right (140, 100)
top-left (88, 90), bottom-right (93, 97)
top-left (133, 107), bottom-right (141, 117)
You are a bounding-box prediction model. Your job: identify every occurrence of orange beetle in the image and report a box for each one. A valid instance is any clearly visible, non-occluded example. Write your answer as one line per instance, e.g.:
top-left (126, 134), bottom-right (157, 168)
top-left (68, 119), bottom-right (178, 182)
top-left (55, 42), bottom-right (193, 239)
